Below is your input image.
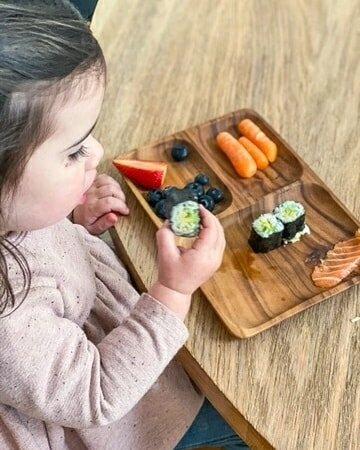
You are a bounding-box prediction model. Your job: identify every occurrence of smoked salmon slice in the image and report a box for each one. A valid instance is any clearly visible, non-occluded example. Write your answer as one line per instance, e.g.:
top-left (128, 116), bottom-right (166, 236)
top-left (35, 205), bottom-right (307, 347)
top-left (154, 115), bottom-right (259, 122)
top-left (312, 229), bottom-right (360, 288)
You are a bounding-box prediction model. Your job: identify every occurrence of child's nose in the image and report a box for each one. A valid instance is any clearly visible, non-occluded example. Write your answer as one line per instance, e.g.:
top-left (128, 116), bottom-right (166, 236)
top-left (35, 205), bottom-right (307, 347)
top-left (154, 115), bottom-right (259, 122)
top-left (86, 135), bottom-right (104, 170)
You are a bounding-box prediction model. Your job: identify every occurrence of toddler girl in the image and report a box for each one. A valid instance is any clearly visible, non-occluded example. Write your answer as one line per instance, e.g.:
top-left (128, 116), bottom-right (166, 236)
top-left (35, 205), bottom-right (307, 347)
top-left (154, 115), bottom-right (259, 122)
top-left (0, 1), bottom-right (247, 449)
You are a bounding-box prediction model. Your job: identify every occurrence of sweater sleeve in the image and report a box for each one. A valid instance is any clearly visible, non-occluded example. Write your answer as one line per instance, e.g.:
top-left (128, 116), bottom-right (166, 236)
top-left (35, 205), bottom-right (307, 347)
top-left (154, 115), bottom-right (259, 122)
top-left (74, 223), bottom-right (131, 282)
top-left (0, 285), bottom-right (188, 429)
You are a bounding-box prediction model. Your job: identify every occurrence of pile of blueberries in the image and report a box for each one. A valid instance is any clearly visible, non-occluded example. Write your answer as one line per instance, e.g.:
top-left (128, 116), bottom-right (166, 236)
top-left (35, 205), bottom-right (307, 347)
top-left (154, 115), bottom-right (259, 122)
top-left (147, 173), bottom-right (225, 219)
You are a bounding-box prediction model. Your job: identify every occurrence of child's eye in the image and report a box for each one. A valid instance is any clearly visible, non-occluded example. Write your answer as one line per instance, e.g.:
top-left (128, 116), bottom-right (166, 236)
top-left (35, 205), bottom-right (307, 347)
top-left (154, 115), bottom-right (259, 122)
top-left (68, 145), bottom-right (89, 161)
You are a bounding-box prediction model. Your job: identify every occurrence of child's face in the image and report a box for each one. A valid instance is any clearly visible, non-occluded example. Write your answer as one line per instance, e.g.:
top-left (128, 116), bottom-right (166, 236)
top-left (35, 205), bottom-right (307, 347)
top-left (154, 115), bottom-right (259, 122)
top-left (5, 77), bottom-right (105, 232)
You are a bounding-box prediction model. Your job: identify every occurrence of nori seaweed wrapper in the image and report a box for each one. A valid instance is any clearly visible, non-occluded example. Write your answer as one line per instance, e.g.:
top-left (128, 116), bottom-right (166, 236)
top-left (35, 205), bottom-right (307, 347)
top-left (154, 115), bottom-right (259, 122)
top-left (248, 228), bottom-right (283, 253)
top-left (248, 213), bottom-right (284, 253)
top-left (281, 217), bottom-right (305, 240)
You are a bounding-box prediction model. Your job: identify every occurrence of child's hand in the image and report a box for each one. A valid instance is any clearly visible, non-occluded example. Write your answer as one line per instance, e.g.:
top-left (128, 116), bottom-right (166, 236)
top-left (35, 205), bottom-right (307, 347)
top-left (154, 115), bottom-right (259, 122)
top-left (148, 206), bottom-right (226, 320)
top-left (72, 174), bottom-right (129, 235)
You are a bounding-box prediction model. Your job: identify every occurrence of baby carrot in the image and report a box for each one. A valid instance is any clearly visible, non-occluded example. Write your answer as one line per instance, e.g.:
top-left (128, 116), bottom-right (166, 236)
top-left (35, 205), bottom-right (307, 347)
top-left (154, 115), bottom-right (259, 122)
top-left (237, 118), bottom-right (277, 162)
top-left (238, 136), bottom-right (269, 170)
top-left (216, 132), bottom-right (257, 178)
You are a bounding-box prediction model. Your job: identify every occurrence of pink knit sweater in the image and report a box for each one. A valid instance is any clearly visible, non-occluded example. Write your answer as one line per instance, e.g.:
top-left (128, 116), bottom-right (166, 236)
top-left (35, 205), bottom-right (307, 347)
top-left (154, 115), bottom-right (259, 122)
top-left (0, 219), bottom-right (203, 449)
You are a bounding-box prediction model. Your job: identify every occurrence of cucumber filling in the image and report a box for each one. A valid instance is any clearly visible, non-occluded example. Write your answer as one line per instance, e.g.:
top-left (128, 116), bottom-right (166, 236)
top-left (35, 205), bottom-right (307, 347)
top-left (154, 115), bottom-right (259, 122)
top-left (252, 213), bottom-right (284, 238)
top-left (273, 200), bottom-right (305, 223)
top-left (170, 201), bottom-right (200, 237)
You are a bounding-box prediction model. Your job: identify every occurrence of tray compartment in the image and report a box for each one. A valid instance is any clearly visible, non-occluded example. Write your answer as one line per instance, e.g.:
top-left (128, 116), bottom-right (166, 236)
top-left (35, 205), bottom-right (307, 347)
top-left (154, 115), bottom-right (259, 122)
top-left (190, 108), bottom-right (304, 209)
top-left (200, 182), bottom-right (360, 338)
top-left (122, 138), bottom-right (234, 227)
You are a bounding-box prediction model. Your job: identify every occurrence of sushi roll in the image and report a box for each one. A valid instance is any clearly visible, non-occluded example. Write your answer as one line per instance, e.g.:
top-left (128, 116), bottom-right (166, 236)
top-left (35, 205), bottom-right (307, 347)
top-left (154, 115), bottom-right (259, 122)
top-left (248, 213), bottom-right (284, 253)
top-left (170, 200), bottom-right (201, 237)
top-left (162, 187), bottom-right (198, 219)
top-left (273, 200), bottom-right (305, 240)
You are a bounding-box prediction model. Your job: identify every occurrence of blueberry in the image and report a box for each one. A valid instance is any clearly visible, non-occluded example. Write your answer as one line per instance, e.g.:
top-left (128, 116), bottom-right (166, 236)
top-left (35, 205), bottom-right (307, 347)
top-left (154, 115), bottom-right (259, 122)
top-left (147, 189), bottom-right (163, 206)
top-left (206, 187), bottom-right (224, 203)
top-left (190, 193), bottom-right (199, 202)
top-left (171, 144), bottom-right (189, 162)
top-left (154, 199), bottom-right (167, 218)
top-left (186, 182), bottom-right (205, 197)
top-left (162, 186), bottom-right (176, 198)
top-left (165, 187), bottom-right (197, 204)
top-left (194, 173), bottom-right (210, 185)
top-left (198, 195), bottom-right (215, 211)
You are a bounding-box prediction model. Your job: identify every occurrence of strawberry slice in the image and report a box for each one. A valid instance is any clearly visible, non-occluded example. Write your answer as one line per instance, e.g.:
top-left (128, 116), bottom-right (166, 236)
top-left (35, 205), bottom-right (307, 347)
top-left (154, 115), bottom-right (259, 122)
top-left (112, 159), bottom-right (167, 190)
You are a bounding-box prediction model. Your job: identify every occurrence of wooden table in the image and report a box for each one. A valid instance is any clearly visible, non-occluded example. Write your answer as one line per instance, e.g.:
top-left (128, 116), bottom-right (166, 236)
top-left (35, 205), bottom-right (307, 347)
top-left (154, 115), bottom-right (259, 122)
top-left (91, 1), bottom-right (360, 448)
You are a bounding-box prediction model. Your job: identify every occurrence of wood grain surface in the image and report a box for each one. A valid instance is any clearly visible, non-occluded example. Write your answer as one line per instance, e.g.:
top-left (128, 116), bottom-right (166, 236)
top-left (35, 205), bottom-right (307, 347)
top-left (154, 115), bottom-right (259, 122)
top-left (91, 1), bottom-right (360, 448)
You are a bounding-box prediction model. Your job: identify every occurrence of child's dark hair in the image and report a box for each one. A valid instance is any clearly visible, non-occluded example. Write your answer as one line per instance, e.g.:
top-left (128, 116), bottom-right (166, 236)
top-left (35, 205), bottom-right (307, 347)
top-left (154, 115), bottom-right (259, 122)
top-left (0, 0), bottom-right (106, 315)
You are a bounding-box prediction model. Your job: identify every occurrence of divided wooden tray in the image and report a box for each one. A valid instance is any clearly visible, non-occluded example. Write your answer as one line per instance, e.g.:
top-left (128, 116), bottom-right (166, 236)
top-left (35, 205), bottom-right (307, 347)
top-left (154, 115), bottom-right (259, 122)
top-left (116, 109), bottom-right (360, 338)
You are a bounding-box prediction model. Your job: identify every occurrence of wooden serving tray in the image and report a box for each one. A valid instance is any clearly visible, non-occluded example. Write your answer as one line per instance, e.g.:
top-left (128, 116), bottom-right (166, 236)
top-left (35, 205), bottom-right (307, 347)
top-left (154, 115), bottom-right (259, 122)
top-left (116, 109), bottom-right (360, 338)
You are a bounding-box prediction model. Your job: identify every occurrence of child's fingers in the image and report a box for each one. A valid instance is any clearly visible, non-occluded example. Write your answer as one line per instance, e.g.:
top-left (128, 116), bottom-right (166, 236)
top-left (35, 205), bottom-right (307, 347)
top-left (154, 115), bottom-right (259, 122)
top-left (192, 206), bottom-right (223, 251)
top-left (93, 173), bottom-right (119, 189)
top-left (86, 212), bottom-right (118, 235)
top-left (89, 173), bottom-right (126, 202)
top-left (204, 207), bottom-right (225, 252)
top-left (156, 224), bottom-right (180, 261)
top-left (195, 209), bottom-right (226, 267)
top-left (92, 196), bottom-right (129, 217)
top-left (93, 184), bottom-right (126, 202)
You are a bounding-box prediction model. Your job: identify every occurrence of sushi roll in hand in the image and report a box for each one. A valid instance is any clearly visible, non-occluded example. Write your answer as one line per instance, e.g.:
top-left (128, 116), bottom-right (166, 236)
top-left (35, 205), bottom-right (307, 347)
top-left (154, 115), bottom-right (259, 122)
top-left (156, 187), bottom-right (200, 237)
top-left (248, 213), bottom-right (284, 253)
top-left (170, 201), bottom-right (201, 237)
